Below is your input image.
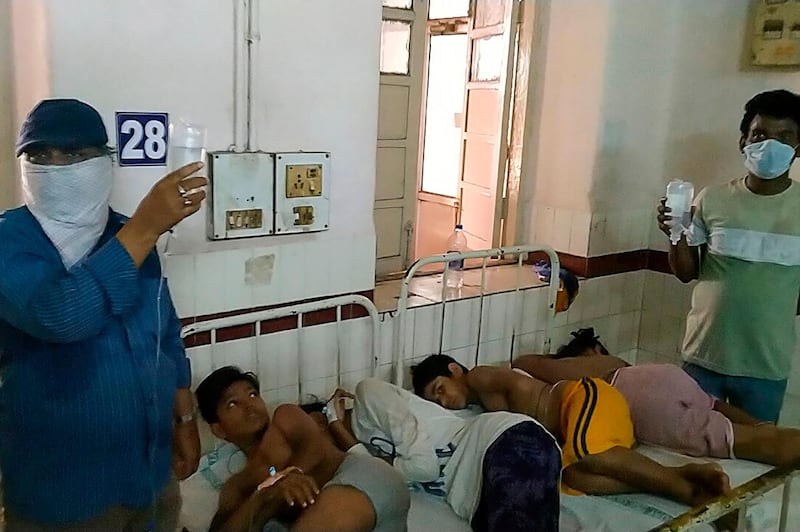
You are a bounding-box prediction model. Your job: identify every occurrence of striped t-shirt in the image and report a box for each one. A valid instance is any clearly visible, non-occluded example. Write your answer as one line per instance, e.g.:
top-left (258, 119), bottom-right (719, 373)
top-left (683, 178), bottom-right (800, 380)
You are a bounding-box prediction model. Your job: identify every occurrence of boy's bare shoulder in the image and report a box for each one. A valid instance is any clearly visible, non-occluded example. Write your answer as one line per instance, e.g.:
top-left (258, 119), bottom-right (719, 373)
top-left (467, 365), bottom-right (520, 388)
top-left (271, 404), bottom-right (318, 441)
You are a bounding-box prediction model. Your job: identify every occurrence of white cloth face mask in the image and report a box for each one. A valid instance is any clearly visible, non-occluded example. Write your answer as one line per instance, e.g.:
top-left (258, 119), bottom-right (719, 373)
top-left (21, 156), bottom-right (114, 269)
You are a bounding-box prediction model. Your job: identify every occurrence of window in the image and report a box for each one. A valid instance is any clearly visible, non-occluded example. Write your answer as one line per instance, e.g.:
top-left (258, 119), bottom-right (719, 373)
top-left (428, 0), bottom-right (469, 20)
top-left (382, 0), bottom-right (412, 8)
top-left (380, 20), bottom-right (412, 74)
top-left (471, 35), bottom-right (504, 81)
top-left (474, 0), bottom-right (506, 28)
top-left (420, 34), bottom-right (469, 197)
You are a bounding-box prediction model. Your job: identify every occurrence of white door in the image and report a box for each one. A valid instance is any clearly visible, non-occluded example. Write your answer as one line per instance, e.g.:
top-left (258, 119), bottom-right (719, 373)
top-left (374, 1), bottom-right (427, 277)
top-left (457, 0), bottom-right (519, 250)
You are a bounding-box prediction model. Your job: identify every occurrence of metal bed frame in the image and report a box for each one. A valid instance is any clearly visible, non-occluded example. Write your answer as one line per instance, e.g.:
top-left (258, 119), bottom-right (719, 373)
top-left (179, 247), bottom-right (799, 531)
top-left (181, 294), bottom-right (380, 402)
top-left (392, 245), bottom-right (561, 387)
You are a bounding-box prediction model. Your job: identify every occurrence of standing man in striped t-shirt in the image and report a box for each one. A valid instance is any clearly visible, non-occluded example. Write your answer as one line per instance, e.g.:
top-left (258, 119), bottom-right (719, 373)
top-left (657, 89), bottom-right (800, 423)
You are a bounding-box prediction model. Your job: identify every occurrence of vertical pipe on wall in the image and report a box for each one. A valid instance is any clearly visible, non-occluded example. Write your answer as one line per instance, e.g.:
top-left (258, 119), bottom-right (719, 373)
top-left (245, 0), bottom-right (261, 151)
top-left (232, 0), bottom-right (249, 152)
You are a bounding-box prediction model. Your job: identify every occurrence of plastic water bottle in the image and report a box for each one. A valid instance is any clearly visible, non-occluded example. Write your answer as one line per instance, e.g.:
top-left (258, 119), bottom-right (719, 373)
top-left (169, 119), bottom-right (207, 174)
top-left (665, 179), bottom-right (695, 245)
top-left (445, 224), bottom-right (468, 289)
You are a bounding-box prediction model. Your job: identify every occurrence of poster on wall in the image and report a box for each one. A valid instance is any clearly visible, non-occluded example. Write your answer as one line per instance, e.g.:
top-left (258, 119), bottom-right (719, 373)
top-left (115, 112), bottom-right (169, 167)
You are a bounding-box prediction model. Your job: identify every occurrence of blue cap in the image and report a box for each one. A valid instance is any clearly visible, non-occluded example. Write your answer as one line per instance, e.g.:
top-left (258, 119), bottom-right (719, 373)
top-left (15, 98), bottom-right (108, 157)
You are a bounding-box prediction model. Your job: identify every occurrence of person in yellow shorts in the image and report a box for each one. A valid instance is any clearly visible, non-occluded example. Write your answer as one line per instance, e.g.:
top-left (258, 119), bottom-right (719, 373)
top-left (559, 377), bottom-right (634, 471)
top-left (412, 354), bottom-right (731, 507)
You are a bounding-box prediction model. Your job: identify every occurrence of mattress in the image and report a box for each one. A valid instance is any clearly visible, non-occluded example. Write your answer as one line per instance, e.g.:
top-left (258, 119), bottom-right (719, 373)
top-left (179, 443), bottom-right (797, 532)
top-left (0, 445), bottom-right (787, 532)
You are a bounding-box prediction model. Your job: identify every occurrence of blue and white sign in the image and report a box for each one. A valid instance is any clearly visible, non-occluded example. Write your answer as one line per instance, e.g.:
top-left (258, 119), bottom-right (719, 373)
top-left (115, 112), bottom-right (169, 167)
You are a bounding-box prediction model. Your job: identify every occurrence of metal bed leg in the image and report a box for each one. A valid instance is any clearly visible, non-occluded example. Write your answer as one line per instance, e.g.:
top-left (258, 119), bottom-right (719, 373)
top-left (779, 475), bottom-right (794, 532)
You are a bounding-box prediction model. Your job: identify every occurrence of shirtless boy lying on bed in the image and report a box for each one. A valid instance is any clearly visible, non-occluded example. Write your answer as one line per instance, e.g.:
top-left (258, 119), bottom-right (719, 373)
top-left (512, 327), bottom-right (800, 468)
top-left (194, 366), bottom-right (410, 532)
top-left (411, 354), bottom-right (731, 508)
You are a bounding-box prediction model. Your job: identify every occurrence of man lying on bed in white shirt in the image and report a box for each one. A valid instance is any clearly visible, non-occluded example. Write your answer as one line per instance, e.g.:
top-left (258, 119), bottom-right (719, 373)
top-left (323, 378), bottom-right (562, 532)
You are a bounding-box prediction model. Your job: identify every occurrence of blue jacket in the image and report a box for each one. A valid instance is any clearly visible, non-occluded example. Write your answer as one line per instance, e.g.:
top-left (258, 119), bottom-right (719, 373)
top-left (0, 207), bottom-right (191, 524)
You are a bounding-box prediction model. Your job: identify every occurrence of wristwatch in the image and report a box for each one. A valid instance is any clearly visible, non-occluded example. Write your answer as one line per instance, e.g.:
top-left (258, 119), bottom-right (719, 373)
top-left (175, 411), bottom-right (197, 425)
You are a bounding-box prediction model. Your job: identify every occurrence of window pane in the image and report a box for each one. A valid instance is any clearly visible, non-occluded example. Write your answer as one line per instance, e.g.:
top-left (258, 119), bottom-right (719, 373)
top-left (382, 0), bottom-right (412, 9)
top-left (475, 0), bottom-right (506, 28)
top-left (420, 34), bottom-right (469, 197)
top-left (380, 20), bottom-right (411, 75)
top-left (471, 35), bottom-right (504, 81)
top-left (429, 0), bottom-right (469, 19)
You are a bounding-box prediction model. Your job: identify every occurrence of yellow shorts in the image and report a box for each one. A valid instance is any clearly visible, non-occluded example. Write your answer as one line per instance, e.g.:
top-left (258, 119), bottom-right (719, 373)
top-left (560, 377), bottom-right (635, 493)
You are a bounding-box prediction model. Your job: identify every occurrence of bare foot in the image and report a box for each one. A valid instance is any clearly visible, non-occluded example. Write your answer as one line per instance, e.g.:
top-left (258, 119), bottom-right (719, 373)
top-left (677, 463), bottom-right (737, 531)
top-left (677, 463), bottom-right (730, 504)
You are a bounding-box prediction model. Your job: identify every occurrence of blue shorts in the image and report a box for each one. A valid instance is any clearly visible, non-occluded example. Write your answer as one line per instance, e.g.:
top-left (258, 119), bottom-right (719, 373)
top-left (683, 363), bottom-right (787, 423)
top-left (471, 421), bottom-right (561, 532)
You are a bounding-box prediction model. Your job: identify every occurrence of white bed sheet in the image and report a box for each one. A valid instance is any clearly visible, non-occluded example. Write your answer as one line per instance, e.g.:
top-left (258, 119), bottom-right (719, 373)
top-left (179, 443), bottom-right (798, 532)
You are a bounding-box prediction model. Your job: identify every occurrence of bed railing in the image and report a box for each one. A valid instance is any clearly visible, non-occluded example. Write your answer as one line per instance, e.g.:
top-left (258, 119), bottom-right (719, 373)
top-left (649, 461), bottom-right (799, 532)
top-left (181, 294), bottom-right (381, 402)
top-left (392, 245), bottom-right (560, 388)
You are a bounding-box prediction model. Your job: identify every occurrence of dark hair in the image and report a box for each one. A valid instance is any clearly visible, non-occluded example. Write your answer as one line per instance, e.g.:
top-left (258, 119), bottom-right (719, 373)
top-left (410, 354), bottom-right (468, 396)
top-left (195, 366), bottom-right (260, 423)
top-left (740, 90), bottom-right (800, 136)
top-left (554, 327), bottom-right (609, 359)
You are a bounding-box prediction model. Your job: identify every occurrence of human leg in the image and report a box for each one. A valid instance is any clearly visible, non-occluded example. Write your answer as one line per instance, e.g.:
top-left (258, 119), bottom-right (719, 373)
top-left (725, 375), bottom-right (787, 423)
top-left (471, 421), bottom-right (560, 532)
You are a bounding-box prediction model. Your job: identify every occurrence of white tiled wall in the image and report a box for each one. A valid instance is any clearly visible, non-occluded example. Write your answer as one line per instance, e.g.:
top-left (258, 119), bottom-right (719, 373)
top-left (531, 205), bottom-right (592, 257)
top-left (637, 271), bottom-right (692, 366)
top-left (163, 233), bottom-right (375, 319)
top-left (588, 209), bottom-right (652, 257)
top-left (530, 204), bottom-right (653, 258)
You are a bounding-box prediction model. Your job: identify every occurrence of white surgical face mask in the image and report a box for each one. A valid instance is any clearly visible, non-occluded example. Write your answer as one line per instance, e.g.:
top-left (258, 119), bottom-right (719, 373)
top-left (20, 156), bottom-right (113, 269)
top-left (743, 138), bottom-right (797, 180)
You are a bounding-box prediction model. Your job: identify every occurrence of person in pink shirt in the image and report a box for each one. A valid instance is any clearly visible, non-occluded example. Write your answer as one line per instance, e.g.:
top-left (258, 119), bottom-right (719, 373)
top-left (513, 328), bottom-right (800, 467)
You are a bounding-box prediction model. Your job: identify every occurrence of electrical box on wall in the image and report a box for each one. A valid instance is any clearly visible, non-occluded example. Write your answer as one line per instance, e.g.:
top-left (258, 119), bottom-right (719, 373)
top-left (274, 152), bottom-right (331, 234)
top-left (751, 0), bottom-right (800, 66)
top-left (207, 152), bottom-right (275, 239)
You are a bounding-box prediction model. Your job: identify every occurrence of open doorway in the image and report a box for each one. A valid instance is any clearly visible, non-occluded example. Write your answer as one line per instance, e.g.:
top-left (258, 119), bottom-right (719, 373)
top-left (415, 0), bottom-right (520, 260)
top-left (374, 0), bottom-right (524, 279)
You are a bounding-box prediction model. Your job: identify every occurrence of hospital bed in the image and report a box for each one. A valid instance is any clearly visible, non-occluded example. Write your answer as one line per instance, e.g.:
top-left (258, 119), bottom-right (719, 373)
top-left (177, 245), bottom-right (799, 532)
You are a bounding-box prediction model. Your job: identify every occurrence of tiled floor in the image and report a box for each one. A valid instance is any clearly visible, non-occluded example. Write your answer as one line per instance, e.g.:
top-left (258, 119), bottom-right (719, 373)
top-left (374, 264), bottom-right (548, 313)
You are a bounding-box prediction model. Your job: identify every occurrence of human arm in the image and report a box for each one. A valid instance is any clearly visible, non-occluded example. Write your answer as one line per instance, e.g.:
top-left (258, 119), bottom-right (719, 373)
top-left (116, 163), bottom-right (207, 266)
top-left (0, 164), bottom-right (206, 344)
top-left (326, 389), bottom-right (361, 452)
top-left (354, 378), bottom-right (441, 481)
top-left (172, 388), bottom-right (201, 479)
top-left (668, 236), bottom-right (703, 283)
top-left (656, 198), bottom-right (705, 283)
top-left (153, 281), bottom-right (200, 479)
top-left (713, 399), bottom-right (762, 426)
top-left (210, 468), bottom-right (319, 532)
top-left (512, 354), bottom-right (628, 384)
top-left (0, 233), bottom-right (140, 343)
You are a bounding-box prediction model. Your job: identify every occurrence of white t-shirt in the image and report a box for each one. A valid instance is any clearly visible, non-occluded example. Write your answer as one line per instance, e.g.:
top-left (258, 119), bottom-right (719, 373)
top-left (351, 378), bottom-right (534, 520)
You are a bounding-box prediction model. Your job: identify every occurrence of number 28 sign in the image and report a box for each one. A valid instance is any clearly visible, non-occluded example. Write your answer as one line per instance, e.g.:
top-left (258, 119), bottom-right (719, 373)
top-left (115, 112), bottom-right (169, 167)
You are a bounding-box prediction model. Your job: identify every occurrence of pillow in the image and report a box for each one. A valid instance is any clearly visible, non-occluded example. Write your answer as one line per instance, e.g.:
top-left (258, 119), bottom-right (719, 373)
top-left (179, 442), bottom-right (245, 531)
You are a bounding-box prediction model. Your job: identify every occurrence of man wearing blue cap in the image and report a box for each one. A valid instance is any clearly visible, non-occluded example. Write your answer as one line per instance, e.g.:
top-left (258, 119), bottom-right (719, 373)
top-left (0, 98), bottom-right (206, 530)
